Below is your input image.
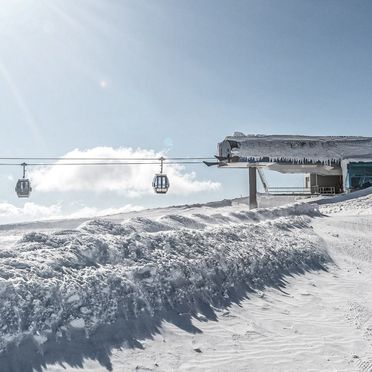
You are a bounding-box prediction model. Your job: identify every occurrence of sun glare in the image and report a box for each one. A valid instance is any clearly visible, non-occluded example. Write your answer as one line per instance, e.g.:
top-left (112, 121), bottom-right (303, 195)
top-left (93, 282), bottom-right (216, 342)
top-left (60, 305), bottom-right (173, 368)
top-left (0, 0), bottom-right (34, 18)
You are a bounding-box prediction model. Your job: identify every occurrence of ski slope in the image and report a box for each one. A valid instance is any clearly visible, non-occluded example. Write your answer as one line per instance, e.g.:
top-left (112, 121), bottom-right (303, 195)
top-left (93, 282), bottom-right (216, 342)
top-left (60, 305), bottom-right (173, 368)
top-left (0, 191), bottom-right (372, 371)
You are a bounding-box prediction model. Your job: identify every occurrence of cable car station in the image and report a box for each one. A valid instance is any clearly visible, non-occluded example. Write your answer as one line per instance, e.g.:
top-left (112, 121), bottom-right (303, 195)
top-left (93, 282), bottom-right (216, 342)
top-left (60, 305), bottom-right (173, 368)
top-left (211, 134), bottom-right (372, 209)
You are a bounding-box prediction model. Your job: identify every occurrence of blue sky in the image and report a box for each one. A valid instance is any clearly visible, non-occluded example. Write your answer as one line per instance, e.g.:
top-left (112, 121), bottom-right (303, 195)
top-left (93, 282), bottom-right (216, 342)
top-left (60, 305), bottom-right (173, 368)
top-left (1, 0), bottom-right (372, 222)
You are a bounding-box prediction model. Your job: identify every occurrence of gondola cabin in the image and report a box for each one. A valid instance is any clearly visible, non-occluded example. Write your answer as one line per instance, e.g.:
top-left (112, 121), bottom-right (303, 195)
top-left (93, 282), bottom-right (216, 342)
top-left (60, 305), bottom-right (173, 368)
top-left (15, 179), bottom-right (32, 198)
top-left (152, 174), bottom-right (169, 194)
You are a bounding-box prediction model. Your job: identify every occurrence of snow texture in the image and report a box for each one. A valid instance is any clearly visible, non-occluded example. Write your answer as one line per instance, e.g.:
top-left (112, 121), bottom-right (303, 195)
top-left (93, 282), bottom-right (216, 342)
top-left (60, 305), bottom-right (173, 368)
top-left (219, 133), bottom-right (372, 166)
top-left (0, 202), bottom-right (328, 363)
top-left (318, 190), bottom-right (372, 215)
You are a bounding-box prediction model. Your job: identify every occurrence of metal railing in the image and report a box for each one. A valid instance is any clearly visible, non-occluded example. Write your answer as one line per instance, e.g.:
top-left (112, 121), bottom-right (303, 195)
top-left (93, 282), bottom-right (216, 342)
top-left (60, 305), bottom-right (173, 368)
top-left (267, 187), bottom-right (312, 195)
top-left (311, 186), bottom-right (336, 195)
top-left (267, 186), bottom-right (336, 196)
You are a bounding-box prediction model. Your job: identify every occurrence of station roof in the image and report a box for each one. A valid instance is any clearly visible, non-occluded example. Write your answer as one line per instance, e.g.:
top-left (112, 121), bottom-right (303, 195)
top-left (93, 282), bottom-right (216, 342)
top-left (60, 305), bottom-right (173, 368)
top-left (217, 133), bottom-right (372, 175)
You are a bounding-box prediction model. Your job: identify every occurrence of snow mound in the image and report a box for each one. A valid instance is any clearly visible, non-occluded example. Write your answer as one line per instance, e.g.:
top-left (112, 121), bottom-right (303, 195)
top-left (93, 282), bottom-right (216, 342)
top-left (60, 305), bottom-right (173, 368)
top-left (314, 186), bottom-right (372, 215)
top-left (0, 203), bottom-right (329, 359)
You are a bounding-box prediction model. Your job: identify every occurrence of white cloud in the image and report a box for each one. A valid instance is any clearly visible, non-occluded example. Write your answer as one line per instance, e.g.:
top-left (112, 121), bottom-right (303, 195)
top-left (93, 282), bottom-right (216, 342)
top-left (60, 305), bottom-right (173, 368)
top-left (0, 202), bottom-right (61, 223)
top-left (0, 202), bottom-right (143, 224)
top-left (30, 147), bottom-right (220, 196)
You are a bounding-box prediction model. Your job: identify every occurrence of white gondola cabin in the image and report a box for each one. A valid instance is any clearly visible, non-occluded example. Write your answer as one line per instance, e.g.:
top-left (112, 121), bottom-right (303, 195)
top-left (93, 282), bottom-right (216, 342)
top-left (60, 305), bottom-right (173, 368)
top-left (152, 157), bottom-right (170, 194)
top-left (152, 174), bottom-right (169, 194)
top-left (15, 163), bottom-right (32, 198)
top-left (15, 179), bottom-right (32, 198)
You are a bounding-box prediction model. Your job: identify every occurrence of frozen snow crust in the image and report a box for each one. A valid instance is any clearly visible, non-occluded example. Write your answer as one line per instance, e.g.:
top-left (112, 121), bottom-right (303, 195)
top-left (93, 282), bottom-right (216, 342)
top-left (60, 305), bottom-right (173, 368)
top-left (0, 203), bottom-right (329, 367)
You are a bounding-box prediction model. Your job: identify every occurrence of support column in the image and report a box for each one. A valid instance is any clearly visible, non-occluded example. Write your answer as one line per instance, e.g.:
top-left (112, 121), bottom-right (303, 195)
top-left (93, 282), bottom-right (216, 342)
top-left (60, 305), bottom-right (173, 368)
top-left (249, 167), bottom-right (258, 209)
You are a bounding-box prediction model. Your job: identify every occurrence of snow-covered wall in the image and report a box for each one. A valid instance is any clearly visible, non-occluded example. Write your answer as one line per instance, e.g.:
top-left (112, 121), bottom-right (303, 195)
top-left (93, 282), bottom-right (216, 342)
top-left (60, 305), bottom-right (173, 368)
top-left (218, 133), bottom-right (372, 168)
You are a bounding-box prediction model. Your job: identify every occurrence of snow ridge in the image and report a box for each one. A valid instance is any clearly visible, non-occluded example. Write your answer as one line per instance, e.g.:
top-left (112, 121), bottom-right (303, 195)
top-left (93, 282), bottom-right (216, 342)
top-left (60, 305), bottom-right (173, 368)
top-left (0, 203), bottom-right (329, 356)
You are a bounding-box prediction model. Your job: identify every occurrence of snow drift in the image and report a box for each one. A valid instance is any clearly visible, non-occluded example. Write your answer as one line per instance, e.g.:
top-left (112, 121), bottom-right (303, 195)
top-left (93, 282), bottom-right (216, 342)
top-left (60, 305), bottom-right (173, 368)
top-left (0, 203), bottom-right (329, 370)
top-left (317, 187), bottom-right (372, 215)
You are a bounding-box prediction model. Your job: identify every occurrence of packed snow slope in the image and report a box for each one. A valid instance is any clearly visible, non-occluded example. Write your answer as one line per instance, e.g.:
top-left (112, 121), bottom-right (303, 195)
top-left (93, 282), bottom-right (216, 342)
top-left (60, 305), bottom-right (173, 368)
top-left (0, 200), bottom-right (329, 372)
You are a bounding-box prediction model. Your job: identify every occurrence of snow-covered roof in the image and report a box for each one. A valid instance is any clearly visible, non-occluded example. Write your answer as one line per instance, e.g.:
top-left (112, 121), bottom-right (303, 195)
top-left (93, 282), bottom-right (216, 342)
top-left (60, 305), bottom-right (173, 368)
top-left (218, 133), bottom-right (372, 166)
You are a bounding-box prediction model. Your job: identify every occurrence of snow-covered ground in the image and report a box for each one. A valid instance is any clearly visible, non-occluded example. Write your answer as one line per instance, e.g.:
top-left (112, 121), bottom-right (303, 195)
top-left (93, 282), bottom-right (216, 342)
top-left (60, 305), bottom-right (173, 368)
top-left (1, 191), bottom-right (372, 371)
